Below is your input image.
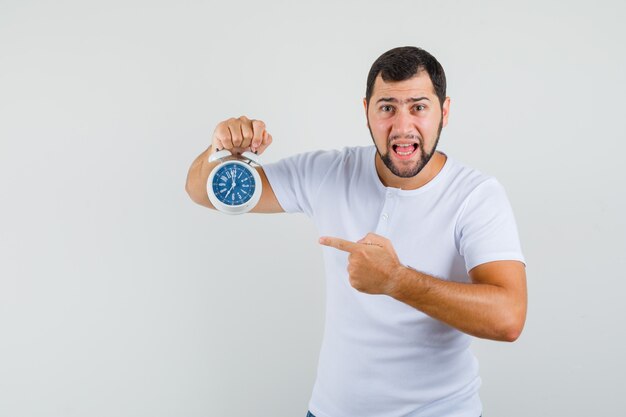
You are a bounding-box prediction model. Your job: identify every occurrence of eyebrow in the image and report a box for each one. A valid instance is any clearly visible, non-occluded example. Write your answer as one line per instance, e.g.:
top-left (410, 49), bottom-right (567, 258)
top-left (376, 97), bottom-right (430, 104)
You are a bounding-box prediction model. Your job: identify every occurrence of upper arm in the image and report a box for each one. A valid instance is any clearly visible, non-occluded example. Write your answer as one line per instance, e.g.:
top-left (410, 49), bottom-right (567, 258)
top-left (457, 179), bottom-right (526, 274)
top-left (249, 167), bottom-right (285, 213)
top-left (259, 149), bottom-right (341, 216)
top-left (469, 260), bottom-right (526, 289)
top-left (469, 260), bottom-right (527, 324)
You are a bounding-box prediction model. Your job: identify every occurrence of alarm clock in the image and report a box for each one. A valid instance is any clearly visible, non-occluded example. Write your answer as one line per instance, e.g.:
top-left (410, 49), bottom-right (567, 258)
top-left (206, 149), bottom-right (262, 214)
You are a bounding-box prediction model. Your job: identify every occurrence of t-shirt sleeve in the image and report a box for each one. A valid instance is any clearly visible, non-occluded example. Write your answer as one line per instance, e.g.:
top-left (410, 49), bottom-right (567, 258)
top-left (456, 178), bottom-right (526, 273)
top-left (262, 149), bottom-right (341, 217)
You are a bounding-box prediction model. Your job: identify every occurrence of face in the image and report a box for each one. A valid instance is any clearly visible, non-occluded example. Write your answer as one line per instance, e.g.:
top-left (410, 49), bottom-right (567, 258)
top-left (365, 71), bottom-right (450, 179)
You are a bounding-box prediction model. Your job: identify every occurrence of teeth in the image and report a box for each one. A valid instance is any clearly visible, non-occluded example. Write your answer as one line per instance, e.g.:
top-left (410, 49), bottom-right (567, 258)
top-left (394, 143), bottom-right (416, 156)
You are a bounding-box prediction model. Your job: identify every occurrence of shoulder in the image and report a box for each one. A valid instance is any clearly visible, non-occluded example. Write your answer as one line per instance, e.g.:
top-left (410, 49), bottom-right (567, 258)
top-left (300, 144), bottom-right (368, 161)
top-left (447, 156), bottom-right (518, 232)
top-left (443, 154), bottom-right (504, 199)
top-left (276, 145), bottom-right (369, 172)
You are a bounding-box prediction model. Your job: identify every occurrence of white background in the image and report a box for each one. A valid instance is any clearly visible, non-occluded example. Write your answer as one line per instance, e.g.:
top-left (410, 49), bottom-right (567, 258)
top-left (1, 0), bottom-right (625, 416)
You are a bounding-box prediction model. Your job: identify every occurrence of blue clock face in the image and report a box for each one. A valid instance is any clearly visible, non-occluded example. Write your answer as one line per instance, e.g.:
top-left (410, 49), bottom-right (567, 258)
top-left (212, 162), bottom-right (257, 206)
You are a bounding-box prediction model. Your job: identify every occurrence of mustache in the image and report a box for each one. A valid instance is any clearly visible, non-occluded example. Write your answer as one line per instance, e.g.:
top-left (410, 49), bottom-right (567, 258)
top-left (387, 134), bottom-right (421, 144)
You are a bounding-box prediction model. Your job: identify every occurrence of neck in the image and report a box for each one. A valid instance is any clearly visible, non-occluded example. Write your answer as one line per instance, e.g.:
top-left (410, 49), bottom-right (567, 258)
top-left (374, 151), bottom-right (447, 190)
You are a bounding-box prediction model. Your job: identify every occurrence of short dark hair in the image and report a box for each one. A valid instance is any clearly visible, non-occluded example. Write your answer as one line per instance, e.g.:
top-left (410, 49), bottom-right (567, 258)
top-left (365, 46), bottom-right (447, 108)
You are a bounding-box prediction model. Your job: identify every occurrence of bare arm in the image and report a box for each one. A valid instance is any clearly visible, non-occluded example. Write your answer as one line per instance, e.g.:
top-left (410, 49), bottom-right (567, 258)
top-left (390, 260), bottom-right (527, 342)
top-left (185, 116), bottom-right (284, 213)
top-left (319, 233), bottom-right (527, 342)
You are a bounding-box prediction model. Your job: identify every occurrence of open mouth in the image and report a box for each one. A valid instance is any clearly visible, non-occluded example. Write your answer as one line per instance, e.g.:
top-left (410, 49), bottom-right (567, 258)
top-left (392, 143), bottom-right (419, 158)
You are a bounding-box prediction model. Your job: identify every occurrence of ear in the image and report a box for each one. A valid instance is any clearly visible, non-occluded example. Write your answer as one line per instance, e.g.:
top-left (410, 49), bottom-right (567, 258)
top-left (441, 97), bottom-right (451, 128)
top-left (363, 98), bottom-right (368, 126)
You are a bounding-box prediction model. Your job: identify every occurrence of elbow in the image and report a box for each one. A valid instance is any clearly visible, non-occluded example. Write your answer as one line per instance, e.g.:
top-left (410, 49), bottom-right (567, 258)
top-left (185, 181), bottom-right (194, 200)
top-left (185, 179), bottom-right (202, 204)
top-left (185, 183), bottom-right (202, 205)
top-left (501, 326), bottom-right (522, 343)
top-left (185, 183), bottom-right (196, 203)
top-left (185, 174), bottom-right (193, 197)
top-left (499, 314), bottom-right (526, 342)
top-left (186, 181), bottom-right (214, 209)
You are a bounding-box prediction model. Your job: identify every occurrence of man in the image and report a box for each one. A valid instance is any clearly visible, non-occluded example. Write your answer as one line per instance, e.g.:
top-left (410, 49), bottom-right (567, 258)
top-left (186, 46), bottom-right (527, 417)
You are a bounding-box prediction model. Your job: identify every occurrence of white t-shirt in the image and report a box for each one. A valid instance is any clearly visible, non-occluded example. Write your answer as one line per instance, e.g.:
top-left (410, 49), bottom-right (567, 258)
top-left (263, 145), bottom-right (525, 417)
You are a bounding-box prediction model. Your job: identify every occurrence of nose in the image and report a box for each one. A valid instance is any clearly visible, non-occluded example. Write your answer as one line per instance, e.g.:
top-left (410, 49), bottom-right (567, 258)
top-left (391, 108), bottom-right (415, 137)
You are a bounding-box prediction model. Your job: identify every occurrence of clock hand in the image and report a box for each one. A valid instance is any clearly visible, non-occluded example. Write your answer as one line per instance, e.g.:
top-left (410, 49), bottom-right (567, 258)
top-left (224, 181), bottom-right (236, 198)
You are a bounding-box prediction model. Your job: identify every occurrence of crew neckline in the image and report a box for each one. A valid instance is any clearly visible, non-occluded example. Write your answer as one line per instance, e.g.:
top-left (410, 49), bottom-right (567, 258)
top-left (368, 145), bottom-right (452, 196)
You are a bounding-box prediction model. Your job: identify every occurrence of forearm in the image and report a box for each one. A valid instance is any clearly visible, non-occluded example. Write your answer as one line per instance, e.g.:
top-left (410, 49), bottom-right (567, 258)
top-left (389, 266), bottom-right (525, 342)
top-left (185, 145), bottom-right (219, 208)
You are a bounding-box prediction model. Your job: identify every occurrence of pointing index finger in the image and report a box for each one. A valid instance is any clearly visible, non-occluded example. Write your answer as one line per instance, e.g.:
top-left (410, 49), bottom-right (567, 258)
top-left (319, 236), bottom-right (361, 253)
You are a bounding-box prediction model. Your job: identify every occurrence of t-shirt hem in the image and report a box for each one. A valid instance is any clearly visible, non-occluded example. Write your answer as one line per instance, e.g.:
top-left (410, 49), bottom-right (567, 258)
top-left (466, 252), bottom-right (526, 273)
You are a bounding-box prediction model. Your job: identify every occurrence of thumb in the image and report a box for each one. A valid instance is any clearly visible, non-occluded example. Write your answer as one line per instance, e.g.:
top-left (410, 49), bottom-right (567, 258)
top-left (357, 232), bottom-right (387, 247)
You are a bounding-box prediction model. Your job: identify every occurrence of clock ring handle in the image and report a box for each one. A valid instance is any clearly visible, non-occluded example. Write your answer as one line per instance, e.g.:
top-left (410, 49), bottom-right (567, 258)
top-left (208, 149), bottom-right (233, 163)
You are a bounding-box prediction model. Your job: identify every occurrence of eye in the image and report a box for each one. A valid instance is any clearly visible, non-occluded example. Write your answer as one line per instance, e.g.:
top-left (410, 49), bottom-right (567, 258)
top-left (380, 105), bottom-right (394, 112)
top-left (414, 104), bottom-right (426, 111)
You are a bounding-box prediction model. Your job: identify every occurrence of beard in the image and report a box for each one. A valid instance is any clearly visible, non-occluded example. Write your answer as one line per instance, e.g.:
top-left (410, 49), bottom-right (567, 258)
top-left (367, 117), bottom-right (443, 178)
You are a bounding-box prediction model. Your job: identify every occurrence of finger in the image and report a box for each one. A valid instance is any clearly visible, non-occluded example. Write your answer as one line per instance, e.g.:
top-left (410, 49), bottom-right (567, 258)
top-left (348, 252), bottom-right (356, 264)
top-left (227, 119), bottom-right (243, 148)
top-left (255, 132), bottom-right (272, 155)
top-left (356, 236), bottom-right (382, 248)
top-left (251, 120), bottom-right (266, 151)
top-left (239, 123), bottom-right (253, 149)
top-left (239, 116), bottom-right (254, 149)
top-left (319, 236), bottom-right (360, 253)
top-left (213, 137), bottom-right (225, 152)
top-left (213, 122), bottom-right (232, 150)
top-left (362, 233), bottom-right (388, 246)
